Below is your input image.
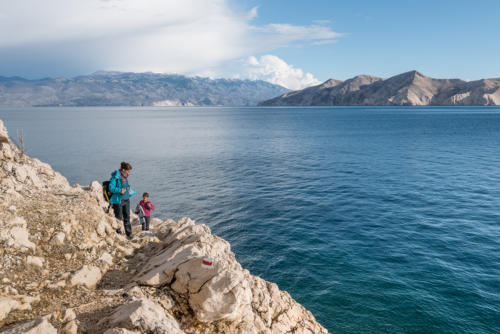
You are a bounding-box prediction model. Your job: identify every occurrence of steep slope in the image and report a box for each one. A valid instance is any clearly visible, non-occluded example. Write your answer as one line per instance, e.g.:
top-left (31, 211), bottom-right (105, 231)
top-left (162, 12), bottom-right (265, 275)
top-left (444, 78), bottom-right (500, 105)
top-left (0, 72), bottom-right (289, 107)
top-left (259, 71), bottom-right (500, 106)
top-left (0, 120), bottom-right (328, 333)
top-left (261, 79), bottom-right (343, 106)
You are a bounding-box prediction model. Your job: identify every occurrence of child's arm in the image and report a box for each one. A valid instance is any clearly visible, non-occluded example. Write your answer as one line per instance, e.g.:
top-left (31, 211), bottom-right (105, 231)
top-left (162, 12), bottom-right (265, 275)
top-left (148, 202), bottom-right (155, 210)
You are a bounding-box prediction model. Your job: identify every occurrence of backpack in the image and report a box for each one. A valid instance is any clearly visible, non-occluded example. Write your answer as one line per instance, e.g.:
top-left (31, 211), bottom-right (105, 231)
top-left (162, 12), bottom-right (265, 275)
top-left (102, 180), bottom-right (113, 213)
top-left (102, 180), bottom-right (112, 202)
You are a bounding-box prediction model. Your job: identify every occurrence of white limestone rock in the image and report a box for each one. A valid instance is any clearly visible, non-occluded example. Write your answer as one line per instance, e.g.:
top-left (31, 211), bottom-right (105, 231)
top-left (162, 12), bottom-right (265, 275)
top-left (70, 265), bottom-right (102, 289)
top-left (13, 166), bottom-right (27, 183)
top-left (97, 251), bottom-right (113, 271)
top-left (115, 245), bottom-right (134, 256)
top-left (47, 280), bottom-right (66, 289)
top-left (0, 120), bottom-right (9, 144)
top-left (134, 222), bottom-right (249, 322)
top-left (89, 181), bottom-right (110, 209)
top-left (0, 317), bottom-right (57, 334)
top-left (134, 218), bottom-right (329, 333)
top-left (61, 320), bottom-right (78, 334)
top-left (0, 298), bottom-right (19, 321)
top-left (12, 165), bottom-right (41, 187)
top-left (99, 251), bottom-right (113, 266)
top-left (96, 219), bottom-right (107, 237)
top-left (2, 145), bottom-right (14, 160)
top-left (103, 299), bottom-right (185, 334)
top-left (26, 256), bottom-right (44, 268)
top-left (124, 286), bottom-right (145, 299)
top-left (50, 232), bottom-right (66, 246)
top-left (0, 217), bottom-right (36, 252)
top-left (61, 222), bottom-right (72, 237)
top-left (61, 308), bottom-right (76, 323)
top-left (50, 172), bottom-right (71, 191)
top-left (151, 218), bottom-right (162, 226)
top-left (2, 161), bottom-right (14, 173)
top-left (35, 160), bottom-right (54, 177)
top-left (186, 262), bottom-right (251, 322)
top-left (15, 295), bottom-right (40, 312)
top-left (1, 138), bottom-right (16, 162)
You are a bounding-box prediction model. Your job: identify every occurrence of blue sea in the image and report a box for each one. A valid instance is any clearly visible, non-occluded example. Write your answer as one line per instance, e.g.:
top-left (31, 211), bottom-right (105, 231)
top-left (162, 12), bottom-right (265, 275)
top-left (1, 106), bottom-right (500, 333)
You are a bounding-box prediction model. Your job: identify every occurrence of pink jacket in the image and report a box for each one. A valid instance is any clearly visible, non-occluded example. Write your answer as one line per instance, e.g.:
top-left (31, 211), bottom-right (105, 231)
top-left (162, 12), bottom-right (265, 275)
top-left (139, 200), bottom-right (155, 217)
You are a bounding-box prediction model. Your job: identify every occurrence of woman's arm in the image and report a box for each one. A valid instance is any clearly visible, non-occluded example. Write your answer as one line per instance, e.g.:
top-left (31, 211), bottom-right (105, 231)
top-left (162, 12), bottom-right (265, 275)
top-left (108, 177), bottom-right (121, 194)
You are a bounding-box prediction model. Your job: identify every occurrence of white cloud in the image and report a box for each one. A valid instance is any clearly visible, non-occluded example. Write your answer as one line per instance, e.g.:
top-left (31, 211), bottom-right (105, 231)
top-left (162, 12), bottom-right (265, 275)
top-left (210, 55), bottom-right (321, 90)
top-left (247, 6), bottom-right (259, 20)
top-left (255, 23), bottom-right (340, 40)
top-left (248, 23), bottom-right (342, 51)
top-left (0, 0), bottom-right (341, 78)
top-left (312, 39), bottom-right (338, 46)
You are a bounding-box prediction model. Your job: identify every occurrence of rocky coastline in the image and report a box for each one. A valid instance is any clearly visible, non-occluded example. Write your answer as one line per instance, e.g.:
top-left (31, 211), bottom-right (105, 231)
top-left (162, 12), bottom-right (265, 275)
top-left (0, 119), bottom-right (328, 333)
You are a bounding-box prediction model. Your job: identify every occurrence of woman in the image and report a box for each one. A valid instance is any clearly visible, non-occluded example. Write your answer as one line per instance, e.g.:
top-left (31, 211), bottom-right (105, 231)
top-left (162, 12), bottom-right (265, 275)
top-left (108, 161), bottom-right (137, 239)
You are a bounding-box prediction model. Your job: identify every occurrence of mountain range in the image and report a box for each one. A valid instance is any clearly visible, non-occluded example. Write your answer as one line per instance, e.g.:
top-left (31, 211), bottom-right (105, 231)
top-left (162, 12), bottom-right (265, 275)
top-left (259, 71), bottom-right (500, 106)
top-left (0, 71), bottom-right (289, 107)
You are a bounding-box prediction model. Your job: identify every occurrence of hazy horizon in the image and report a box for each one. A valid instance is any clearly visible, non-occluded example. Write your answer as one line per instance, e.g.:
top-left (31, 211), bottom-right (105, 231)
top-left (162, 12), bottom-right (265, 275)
top-left (2, 69), bottom-right (499, 86)
top-left (1, 1), bottom-right (499, 89)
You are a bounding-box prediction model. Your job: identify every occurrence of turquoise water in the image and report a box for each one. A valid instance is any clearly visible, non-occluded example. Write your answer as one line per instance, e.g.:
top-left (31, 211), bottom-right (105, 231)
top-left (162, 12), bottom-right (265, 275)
top-left (1, 106), bottom-right (500, 333)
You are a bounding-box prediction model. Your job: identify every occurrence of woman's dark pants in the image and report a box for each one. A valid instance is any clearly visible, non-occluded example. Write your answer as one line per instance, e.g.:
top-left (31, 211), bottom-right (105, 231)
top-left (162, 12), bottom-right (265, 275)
top-left (113, 199), bottom-right (132, 237)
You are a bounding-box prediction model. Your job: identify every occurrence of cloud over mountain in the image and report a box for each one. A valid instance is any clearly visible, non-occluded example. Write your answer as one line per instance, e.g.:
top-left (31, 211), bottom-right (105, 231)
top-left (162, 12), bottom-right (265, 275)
top-left (0, 0), bottom-right (339, 79)
top-left (242, 55), bottom-right (321, 90)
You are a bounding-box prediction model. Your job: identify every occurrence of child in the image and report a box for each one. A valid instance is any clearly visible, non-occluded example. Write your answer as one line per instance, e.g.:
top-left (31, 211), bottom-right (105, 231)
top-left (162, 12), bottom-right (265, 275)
top-left (138, 192), bottom-right (155, 231)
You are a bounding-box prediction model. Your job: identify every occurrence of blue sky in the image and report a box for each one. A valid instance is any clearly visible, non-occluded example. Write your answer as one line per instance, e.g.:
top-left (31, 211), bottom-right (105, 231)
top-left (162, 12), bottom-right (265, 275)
top-left (240, 0), bottom-right (500, 81)
top-left (0, 0), bottom-right (499, 89)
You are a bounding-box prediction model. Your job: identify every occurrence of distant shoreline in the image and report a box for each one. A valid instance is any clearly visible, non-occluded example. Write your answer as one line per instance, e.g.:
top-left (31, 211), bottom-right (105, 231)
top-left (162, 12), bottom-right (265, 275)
top-left (259, 70), bottom-right (500, 106)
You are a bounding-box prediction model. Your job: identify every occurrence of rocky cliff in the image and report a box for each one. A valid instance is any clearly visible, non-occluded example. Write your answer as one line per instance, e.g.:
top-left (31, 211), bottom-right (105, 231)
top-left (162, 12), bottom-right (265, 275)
top-left (259, 70), bottom-right (500, 106)
top-left (0, 120), bottom-right (328, 334)
top-left (0, 72), bottom-right (289, 107)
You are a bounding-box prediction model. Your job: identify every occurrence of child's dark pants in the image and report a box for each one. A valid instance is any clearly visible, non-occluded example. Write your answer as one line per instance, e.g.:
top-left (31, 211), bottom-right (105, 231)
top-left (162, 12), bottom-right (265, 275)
top-left (143, 216), bottom-right (151, 231)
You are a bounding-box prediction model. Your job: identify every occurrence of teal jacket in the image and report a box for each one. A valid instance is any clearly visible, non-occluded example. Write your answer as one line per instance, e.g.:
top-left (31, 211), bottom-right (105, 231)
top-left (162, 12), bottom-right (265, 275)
top-left (108, 170), bottom-right (137, 204)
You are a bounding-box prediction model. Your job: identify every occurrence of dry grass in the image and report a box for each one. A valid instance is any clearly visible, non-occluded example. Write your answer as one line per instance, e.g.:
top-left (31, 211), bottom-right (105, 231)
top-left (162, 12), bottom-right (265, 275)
top-left (12, 129), bottom-right (25, 160)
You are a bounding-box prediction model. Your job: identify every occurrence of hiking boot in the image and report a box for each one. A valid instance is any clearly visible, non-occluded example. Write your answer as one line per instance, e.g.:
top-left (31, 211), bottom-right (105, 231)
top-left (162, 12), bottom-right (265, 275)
top-left (127, 234), bottom-right (134, 240)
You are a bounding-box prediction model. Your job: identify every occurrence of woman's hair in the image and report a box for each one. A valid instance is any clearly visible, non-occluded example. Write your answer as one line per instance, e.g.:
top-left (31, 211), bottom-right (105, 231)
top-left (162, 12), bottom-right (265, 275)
top-left (120, 162), bottom-right (132, 171)
top-left (143, 192), bottom-right (149, 198)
